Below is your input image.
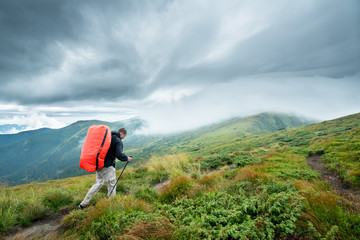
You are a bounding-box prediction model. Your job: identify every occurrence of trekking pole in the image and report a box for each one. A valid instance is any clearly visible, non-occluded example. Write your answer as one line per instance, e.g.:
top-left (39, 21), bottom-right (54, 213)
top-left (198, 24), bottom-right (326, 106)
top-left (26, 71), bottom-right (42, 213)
top-left (109, 159), bottom-right (130, 196)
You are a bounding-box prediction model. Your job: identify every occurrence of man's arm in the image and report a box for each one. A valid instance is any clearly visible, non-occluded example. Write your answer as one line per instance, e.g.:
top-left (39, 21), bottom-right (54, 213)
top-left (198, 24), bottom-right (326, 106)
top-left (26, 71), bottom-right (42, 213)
top-left (114, 141), bottom-right (131, 162)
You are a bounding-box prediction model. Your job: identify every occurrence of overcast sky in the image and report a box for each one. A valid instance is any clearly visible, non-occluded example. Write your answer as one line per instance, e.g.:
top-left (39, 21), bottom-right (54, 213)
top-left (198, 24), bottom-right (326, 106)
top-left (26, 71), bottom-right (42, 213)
top-left (0, 0), bottom-right (359, 134)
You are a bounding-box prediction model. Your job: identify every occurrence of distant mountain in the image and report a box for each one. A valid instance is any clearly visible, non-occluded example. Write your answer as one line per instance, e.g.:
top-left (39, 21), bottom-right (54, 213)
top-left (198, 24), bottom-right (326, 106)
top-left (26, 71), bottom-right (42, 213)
top-left (0, 128), bottom-right (53, 146)
top-left (0, 118), bottom-right (145, 186)
top-left (0, 124), bottom-right (27, 134)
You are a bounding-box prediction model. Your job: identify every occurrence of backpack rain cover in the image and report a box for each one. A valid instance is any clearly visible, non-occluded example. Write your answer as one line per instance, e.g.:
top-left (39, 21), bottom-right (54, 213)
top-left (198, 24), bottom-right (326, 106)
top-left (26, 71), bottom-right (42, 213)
top-left (80, 125), bottom-right (111, 172)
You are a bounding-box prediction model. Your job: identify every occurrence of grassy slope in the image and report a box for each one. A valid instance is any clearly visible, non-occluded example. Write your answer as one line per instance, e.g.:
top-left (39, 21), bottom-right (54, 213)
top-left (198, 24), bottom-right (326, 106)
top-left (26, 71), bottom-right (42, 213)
top-left (1, 113), bottom-right (359, 239)
top-left (127, 112), bottom-right (314, 160)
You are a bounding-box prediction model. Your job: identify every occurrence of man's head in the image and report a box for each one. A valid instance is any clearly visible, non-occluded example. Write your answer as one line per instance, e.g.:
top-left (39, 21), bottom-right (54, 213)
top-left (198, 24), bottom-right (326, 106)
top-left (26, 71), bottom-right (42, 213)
top-left (118, 128), bottom-right (127, 139)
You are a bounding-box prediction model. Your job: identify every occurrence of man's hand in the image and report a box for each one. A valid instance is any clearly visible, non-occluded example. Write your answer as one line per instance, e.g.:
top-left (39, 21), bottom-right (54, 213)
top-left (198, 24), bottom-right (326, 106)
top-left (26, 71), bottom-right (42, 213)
top-left (127, 156), bottom-right (133, 162)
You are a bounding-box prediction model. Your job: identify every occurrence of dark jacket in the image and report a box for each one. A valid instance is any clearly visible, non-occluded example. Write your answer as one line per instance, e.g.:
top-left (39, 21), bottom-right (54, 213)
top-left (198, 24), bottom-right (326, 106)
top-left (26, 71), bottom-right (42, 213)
top-left (104, 131), bottom-right (128, 167)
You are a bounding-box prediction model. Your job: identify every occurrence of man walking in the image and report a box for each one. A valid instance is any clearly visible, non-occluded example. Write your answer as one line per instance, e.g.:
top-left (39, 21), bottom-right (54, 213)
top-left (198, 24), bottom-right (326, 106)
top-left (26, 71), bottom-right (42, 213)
top-left (78, 128), bottom-right (132, 209)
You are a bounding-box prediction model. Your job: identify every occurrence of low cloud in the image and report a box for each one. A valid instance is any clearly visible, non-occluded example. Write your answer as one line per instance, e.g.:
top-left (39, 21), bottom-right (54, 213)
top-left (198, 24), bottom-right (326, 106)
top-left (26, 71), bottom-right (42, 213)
top-left (136, 73), bottom-right (360, 134)
top-left (0, 112), bottom-right (65, 133)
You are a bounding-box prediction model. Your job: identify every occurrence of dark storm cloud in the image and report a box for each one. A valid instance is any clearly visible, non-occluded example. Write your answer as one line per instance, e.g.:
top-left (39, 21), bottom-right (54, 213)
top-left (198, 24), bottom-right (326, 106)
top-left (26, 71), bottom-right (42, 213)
top-left (0, 0), bottom-right (359, 105)
top-left (155, 0), bottom-right (360, 84)
top-left (0, 0), bottom-right (83, 80)
top-left (0, 0), bottom-right (152, 103)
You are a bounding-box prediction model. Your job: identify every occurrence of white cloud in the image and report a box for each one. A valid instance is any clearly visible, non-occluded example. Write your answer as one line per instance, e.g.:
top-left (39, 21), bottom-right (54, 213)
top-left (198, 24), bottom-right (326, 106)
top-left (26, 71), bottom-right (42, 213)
top-left (0, 102), bottom-right (138, 133)
top-left (145, 87), bottom-right (200, 104)
top-left (0, 112), bottom-right (65, 133)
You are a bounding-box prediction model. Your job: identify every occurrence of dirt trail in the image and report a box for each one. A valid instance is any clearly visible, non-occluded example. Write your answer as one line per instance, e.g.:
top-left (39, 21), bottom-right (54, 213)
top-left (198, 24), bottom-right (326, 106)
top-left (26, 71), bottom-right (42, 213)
top-left (4, 180), bottom-right (173, 240)
top-left (307, 154), bottom-right (360, 207)
top-left (3, 209), bottom-right (71, 240)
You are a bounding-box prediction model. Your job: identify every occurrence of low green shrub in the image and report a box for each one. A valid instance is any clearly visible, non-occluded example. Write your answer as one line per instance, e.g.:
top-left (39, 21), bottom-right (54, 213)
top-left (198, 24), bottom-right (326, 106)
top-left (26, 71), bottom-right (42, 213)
top-left (223, 168), bottom-right (238, 180)
top-left (159, 176), bottom-right (193, 203)
top-left (233, 152), bottom-right (256, 167)
top-left (162, 188), bottom-right (304, 239)
top-left (200, 154), bottom-right (232, 170)
top-left (260, 179), bottom-right (296, 195)
top-left (134, 187), bottom-right (159, 202)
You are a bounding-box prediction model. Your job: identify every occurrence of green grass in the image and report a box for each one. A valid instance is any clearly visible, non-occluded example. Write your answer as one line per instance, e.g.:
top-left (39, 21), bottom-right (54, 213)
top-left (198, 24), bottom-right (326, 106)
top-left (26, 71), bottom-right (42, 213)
top-left (1, 113), bottom-right (360, 239)
top-left (42, 189), bottom-right (73, 210)
top-left (0, 174), bottom-right (96, 233)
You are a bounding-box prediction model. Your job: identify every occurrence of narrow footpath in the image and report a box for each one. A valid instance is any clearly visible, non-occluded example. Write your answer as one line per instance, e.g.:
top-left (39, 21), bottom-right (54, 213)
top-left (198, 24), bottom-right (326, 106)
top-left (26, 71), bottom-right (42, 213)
top-left (4, 209), bottom-right (71, 240)
top-left (3, 181), bottom-right (172, 240)
top-left (307, 154), bottom-right (360, 208)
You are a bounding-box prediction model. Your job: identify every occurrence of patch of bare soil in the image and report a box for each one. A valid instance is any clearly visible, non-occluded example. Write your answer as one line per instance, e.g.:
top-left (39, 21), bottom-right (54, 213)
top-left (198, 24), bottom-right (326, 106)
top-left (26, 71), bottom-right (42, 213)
top-left (307, 154), bottom-right (360, 207)
top-left (3, 208), bottom-right (71, 240)
top-left (151, 179), bottom-right (171, 191)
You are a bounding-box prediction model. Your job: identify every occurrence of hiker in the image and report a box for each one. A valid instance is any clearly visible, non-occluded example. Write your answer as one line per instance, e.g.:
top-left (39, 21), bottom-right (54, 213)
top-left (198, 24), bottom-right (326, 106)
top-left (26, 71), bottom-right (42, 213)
top-left (78, 128), bottom-right (132, 209)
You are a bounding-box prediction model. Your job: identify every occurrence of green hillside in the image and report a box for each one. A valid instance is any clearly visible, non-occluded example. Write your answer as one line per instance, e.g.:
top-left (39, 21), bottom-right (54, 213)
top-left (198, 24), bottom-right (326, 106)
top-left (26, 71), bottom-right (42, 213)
top-left (1, 112), bottom-right (359, 239)
top-left (127, 112), bottom-right (315, 159)
top-left (0, 113), bottom-right (312, 186)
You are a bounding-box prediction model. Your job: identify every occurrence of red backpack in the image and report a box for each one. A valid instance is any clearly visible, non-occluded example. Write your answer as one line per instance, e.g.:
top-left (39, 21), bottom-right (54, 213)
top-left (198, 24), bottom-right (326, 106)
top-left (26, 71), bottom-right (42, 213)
top-left (80, 125), bottom-right (111, 172)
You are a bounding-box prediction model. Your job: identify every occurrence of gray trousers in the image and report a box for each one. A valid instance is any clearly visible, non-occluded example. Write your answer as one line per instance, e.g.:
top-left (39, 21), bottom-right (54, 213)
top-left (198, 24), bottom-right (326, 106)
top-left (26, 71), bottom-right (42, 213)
top-left (80, 166), bottom-right (116, 206)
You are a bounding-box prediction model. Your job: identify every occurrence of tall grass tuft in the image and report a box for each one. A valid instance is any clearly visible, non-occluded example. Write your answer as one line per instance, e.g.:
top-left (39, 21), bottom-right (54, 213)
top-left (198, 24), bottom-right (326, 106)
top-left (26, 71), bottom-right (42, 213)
top-left (18, 203), bottom-right (50, 226)
top-left (299, 187), bottom-right (360, 239)
top-left (0, 198), bottom-right (19, 232)
top-left (119, 216), bottom-right (175, 240)
top-left (147, 153), bottom-right (192, 182)
top-left (233, 165), bottom-right (271, 183)
top-left (42, 189), bottom-right (73, 210)
top-left (134, 187), bottom-right (159, 202)
top-left (0, 193), bottom-right (51, 232)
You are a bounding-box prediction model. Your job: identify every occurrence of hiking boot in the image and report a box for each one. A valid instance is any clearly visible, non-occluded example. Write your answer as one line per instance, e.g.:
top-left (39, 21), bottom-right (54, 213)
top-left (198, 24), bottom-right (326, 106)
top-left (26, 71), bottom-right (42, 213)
top-left (77, 204), bottom-right (86, 210)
